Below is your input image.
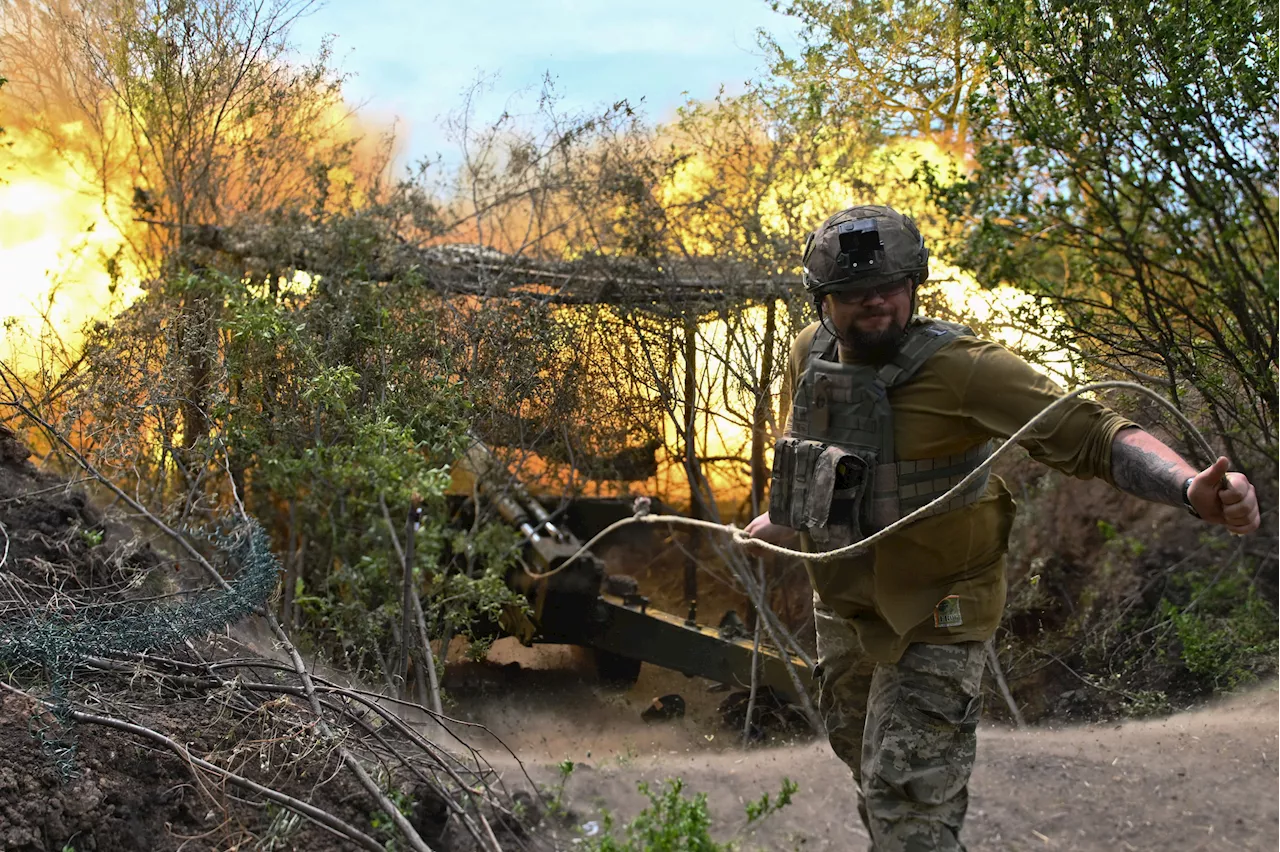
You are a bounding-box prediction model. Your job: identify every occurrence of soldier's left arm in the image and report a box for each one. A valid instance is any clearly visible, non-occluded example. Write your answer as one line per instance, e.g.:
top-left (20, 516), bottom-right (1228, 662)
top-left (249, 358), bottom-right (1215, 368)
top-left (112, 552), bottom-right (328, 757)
top-left (1110, 426), bottom-right (1260, 534)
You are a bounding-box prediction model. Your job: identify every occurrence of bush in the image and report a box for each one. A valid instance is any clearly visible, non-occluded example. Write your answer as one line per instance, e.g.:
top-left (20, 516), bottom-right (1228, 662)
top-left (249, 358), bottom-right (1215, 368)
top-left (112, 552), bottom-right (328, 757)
top-left (582, 776), bottom-right (797, 852)
top-left (585, 778), bottom-right (721, 852)
top-left (1163, 566), bottom-right (1278, 691)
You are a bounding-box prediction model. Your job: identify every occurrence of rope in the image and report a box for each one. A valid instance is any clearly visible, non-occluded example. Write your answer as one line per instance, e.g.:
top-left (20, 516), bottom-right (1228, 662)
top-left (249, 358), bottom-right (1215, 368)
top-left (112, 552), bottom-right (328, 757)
top-left (521, 380), bottom-right (1218, 578)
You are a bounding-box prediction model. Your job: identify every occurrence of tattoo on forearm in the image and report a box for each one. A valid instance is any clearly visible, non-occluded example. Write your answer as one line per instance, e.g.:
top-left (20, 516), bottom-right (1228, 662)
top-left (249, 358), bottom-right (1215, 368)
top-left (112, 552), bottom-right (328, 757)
top-left (1110, 439), bottom-right (1184, 506)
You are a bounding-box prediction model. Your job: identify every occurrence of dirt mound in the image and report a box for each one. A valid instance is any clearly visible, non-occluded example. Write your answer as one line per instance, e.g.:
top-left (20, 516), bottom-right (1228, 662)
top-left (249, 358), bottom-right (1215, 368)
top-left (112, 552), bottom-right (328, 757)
top-left (0, 427), bottom-right (349, 849)
top-left (0, 424), bottom-right (163, 603)
top-left (0, 691), bottom-right (201, 851)
top-left (0, 689), bottom-right (377, 852)
top-left (0, 425), bottom-right (535, 851)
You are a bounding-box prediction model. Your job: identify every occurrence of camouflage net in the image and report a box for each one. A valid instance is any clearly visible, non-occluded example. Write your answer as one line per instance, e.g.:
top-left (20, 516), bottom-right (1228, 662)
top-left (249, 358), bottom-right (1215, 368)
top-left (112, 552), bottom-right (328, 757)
top-left (0, 517), bottom-right (279, 776)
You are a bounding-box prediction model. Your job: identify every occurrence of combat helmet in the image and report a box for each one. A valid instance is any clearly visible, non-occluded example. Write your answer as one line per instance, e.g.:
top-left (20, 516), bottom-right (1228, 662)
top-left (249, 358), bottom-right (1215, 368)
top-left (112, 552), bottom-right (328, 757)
top-left (801, 205), bottom-right (930, 301)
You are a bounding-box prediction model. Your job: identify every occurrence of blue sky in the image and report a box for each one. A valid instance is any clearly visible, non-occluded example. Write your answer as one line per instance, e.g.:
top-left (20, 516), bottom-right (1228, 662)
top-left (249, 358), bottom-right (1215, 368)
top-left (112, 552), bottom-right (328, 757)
top-left (290, 0), bottom-right (803, 171)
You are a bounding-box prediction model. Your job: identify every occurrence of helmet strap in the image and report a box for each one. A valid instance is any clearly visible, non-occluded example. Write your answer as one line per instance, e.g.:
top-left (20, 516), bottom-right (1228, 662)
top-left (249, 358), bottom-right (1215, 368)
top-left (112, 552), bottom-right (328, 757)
top-left (815, 296), bottom-right (848, 346)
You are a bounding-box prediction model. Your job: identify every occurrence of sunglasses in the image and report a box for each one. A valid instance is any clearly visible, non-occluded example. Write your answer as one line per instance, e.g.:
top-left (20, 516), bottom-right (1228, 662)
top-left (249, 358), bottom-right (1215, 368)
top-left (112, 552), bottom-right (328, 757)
top-left (829, 279), bottom-right (910, 305)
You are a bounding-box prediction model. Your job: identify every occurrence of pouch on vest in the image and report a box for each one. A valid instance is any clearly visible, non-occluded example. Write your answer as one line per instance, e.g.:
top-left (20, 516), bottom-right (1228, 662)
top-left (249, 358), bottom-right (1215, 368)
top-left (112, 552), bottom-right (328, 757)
top-left (769, 437), bottom-right (817, 530)
top-left (769, 438), bottom-right (876, 546)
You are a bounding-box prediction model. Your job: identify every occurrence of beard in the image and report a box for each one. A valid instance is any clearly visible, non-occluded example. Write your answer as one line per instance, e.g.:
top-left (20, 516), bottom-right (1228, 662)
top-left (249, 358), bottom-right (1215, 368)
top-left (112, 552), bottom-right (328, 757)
top-left (841, 315), bottom-right (908, 365)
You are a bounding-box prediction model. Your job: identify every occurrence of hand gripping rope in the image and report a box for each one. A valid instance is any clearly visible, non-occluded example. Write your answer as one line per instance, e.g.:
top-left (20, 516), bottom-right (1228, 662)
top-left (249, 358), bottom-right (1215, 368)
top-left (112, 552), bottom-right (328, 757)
top-left (521, 381), bottom-right (1223, 580)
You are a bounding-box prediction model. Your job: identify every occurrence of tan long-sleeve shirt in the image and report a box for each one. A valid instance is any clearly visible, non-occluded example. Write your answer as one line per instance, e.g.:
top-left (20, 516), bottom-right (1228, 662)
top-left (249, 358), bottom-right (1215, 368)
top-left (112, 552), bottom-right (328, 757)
top-left (781, 320), bottom-right (1134, 662)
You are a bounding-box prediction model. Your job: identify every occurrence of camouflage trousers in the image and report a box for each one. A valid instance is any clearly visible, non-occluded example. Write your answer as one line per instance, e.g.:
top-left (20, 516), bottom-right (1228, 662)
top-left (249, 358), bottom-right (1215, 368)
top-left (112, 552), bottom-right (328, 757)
top-left (814, 597), bottom-right (986, 852)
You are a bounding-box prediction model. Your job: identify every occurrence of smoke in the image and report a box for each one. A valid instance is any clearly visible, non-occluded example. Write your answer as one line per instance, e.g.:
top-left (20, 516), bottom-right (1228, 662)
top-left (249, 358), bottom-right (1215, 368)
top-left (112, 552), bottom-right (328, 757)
top-left (0, 0), bottom-right (395, 366)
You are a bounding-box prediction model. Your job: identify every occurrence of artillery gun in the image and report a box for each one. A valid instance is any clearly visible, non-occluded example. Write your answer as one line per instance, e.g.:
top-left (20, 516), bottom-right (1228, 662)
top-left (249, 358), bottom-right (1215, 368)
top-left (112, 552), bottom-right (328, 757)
top-left (455, 438), bottom-right (812, 703)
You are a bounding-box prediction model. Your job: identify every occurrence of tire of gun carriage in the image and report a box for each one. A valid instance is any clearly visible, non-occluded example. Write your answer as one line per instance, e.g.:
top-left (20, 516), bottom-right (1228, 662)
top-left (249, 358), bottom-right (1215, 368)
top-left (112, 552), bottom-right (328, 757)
top-left (594, 649), bottom-right (643, 688)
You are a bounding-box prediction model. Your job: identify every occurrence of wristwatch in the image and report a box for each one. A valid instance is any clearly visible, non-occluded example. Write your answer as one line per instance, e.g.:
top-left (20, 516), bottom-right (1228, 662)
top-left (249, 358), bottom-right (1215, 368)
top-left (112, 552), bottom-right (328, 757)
top-left (1181, 477), bottom-right (1201, 518)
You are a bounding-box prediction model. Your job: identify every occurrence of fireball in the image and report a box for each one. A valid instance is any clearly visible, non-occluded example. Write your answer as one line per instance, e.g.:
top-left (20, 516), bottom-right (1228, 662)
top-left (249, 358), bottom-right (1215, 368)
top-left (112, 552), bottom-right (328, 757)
top-left (0, 122), bottom-right (140, 369)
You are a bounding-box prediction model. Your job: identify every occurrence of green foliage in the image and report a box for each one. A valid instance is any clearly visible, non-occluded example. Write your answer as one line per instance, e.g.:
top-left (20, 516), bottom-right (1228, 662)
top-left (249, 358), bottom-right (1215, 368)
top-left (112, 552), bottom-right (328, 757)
top-left (208, 267), bottom-right (501, 667)
top-left (584, 778), bottom-right (722, 852)
top-left (55, 228), bottom-right (536, 682)
top-left (931, 0), bottom-right (1278, 467)
top-left (1162, 568), bottom-right (1278, 690)
top-left (583, 777), bottom-right (798, 851)
top-left (766, 0), bottom-right (982, 145)
top-left (544, 758), bottom-right (577, 818)
top-left (744, 777), bottom-right (798, 824)
top-left (260, 803), bottom-right (304, 851)
top-left (1096, 520), bottom-right (1147, 558)
top-left (370, 785), bottom-right (413, 847)
top-left (1117, 689), bottom-right (1171, 718)
top-left (919, 0), bottom-right (1277, 719)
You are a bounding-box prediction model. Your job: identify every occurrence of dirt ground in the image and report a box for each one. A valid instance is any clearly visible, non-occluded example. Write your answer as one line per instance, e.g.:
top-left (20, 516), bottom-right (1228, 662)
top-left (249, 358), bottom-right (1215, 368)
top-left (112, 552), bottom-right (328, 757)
top-left (450, 641), bottom-right (1279, 852)
top-left (2, 635), bottom-right (1273, 852)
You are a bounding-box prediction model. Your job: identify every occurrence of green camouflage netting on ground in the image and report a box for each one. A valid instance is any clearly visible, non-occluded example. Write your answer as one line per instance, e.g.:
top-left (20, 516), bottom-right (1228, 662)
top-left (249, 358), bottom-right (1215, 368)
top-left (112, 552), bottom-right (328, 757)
top-left (0, 518), bottom-right (279, 775)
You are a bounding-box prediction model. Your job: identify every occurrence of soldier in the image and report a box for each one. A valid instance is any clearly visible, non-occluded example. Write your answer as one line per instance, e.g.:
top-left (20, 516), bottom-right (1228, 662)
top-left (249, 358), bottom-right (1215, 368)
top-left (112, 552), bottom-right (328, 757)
top-left (743, 205), bottom-right (1260, 851)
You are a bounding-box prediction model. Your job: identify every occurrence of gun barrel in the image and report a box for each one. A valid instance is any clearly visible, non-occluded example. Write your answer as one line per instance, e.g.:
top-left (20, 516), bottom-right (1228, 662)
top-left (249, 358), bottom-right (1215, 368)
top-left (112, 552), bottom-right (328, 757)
top-left (459, 436), bottom-right (589, 566)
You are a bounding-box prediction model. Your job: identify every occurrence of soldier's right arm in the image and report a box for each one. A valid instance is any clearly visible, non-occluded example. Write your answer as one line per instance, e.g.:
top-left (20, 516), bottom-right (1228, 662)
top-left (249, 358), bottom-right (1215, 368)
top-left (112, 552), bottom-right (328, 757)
top-left (744, 511), bottom-right (800, 545)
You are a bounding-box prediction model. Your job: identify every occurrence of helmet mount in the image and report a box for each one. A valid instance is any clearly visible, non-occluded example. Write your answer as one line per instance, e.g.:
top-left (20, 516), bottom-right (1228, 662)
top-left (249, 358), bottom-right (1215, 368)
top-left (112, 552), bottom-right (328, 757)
top-left (834, 219), bottom-right (884, 274)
